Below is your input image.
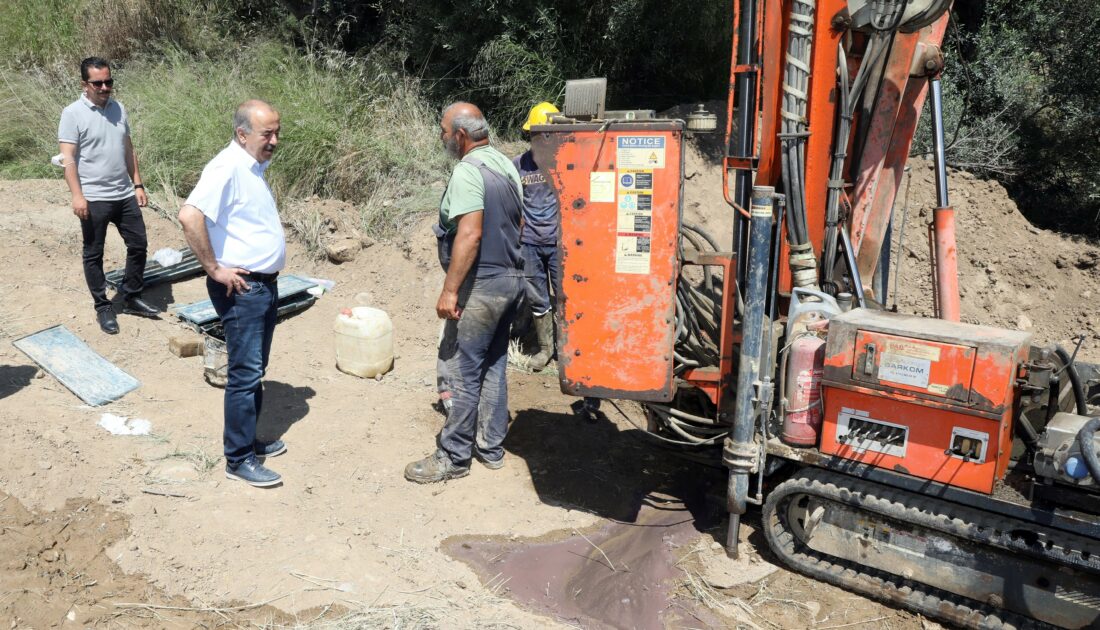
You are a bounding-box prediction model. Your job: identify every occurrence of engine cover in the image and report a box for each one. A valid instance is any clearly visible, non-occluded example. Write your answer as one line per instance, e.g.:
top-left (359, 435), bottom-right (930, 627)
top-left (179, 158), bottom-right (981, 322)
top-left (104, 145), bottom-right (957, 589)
top-left (1036, 412), bottom-right (1100, 488)
top-left (819, 309), bottom-right (1032, 494)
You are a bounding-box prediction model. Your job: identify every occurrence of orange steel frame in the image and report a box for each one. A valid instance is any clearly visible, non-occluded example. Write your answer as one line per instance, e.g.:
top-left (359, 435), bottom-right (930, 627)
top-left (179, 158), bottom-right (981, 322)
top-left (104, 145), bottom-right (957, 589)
top-left (724, 0), bottom-right (950, 298)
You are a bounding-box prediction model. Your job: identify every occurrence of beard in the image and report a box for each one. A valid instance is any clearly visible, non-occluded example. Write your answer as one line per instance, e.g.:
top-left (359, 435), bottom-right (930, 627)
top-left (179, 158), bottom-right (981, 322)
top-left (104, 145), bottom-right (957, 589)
top-left (443, 135), bottom-right (461, 159)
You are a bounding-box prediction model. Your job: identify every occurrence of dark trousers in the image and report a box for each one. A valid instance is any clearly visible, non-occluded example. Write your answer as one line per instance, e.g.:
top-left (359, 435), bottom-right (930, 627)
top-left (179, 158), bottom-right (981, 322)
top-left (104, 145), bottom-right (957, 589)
top-left (438, 274), bottom-right (525, 463)
top-left (208, 277), bottom-right (278, 466)
top-left (522, 243), bottom-right (561, 316)
top-left (80, 195), bottom-right (148, 312)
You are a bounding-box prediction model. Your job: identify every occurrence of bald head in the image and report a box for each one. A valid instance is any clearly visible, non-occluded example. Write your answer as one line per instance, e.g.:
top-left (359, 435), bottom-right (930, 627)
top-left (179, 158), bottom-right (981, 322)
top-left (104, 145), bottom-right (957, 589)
top-left (440, 101), bottom-right (489, 159)
top-left (233, 100), bottom-right (277, 135)
top-left (233, 99), bottom-right (281, 163)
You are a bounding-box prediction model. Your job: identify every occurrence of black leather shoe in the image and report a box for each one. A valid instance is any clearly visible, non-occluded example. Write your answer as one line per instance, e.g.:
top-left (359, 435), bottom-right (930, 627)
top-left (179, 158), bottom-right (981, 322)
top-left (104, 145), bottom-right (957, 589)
top-left (123, 297), bottom-right (160, 318)
top-left (97, 309), bottom-right (119, 335)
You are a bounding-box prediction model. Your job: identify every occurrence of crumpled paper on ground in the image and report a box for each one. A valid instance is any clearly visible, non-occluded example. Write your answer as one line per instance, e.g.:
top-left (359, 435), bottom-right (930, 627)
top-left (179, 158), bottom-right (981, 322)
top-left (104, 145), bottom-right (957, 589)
top-left (152, 248), bottom-right (184, 267)
top-left (98, 413), bottom-right (152, 436)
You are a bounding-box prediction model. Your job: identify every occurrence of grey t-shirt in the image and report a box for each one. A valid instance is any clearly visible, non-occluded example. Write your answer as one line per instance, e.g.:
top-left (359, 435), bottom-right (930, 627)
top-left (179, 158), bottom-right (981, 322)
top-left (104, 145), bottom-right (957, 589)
top-left (58, 95), bottom-right (134, 201)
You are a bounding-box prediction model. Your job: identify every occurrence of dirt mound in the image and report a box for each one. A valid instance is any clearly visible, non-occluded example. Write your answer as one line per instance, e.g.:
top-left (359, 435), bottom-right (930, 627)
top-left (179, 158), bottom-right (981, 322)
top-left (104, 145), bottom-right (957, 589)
top-left (0, 490), bottom-right (296, 626)
top-left (893, 160), bottom-right (1100, 356)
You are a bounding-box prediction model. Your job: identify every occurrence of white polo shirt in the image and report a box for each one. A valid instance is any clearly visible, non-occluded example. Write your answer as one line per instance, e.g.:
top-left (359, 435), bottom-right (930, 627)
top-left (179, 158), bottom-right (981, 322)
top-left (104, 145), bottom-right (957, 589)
top-left (185, 142), bottom-right (286, 274)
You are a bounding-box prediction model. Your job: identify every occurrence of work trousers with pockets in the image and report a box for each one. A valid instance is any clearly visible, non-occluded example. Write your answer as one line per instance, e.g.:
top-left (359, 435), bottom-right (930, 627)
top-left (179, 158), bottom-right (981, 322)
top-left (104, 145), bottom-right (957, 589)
top-left (521, 243), bottom-right (561, 316)
top-left (80, 195), bottom-right (147, 311)
top-left (207, 276), bottom-right (278, 466)
top-left (437, 274), bottom-right (525, 464)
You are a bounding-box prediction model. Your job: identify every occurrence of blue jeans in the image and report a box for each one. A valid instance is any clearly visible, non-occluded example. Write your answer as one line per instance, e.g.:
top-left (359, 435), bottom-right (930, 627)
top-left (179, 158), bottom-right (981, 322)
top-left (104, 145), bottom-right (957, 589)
top-left (522, 243), bottom-right (561, 316)
top-left (207, 276), bottom-right (278, 466)
top-left (438, 274), bottom-right (525, 463)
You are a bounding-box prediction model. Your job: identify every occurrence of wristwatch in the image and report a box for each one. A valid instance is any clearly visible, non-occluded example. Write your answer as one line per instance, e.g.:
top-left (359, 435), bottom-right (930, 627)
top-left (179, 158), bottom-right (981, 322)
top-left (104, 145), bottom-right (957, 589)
top-left (134, 184), bottom-right (145, 189)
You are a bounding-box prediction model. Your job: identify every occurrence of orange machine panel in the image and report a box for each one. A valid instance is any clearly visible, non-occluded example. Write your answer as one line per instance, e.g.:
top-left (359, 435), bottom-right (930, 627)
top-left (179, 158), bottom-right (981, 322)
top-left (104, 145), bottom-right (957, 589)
top-left (530, 122), bottom-right (683, 402)
top-left (819, 309), bottom-right (1032, 494)
top-left (820, 387), bottom-right (1011, 494)
top-left (850, 331), bottom-right (976, 402)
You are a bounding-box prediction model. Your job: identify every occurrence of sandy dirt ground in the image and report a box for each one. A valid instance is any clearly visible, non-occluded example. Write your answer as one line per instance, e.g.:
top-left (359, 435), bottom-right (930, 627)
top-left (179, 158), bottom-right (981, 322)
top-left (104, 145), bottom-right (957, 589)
top-left (0, 140), bottom-right (1095, 629)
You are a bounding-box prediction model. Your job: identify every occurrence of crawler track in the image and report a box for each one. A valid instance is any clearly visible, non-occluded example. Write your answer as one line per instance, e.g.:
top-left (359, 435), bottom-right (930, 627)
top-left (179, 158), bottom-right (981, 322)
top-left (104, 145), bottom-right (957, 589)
top-left (762, 469), bottom-right (1100, 629)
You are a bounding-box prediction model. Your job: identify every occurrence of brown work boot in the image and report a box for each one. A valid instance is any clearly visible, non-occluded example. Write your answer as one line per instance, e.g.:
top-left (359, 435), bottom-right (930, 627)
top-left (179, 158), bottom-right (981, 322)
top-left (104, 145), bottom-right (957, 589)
top-left (404, 450), bottom-right (470, 484)
top-left (528, 313), bottom-right (555, 371)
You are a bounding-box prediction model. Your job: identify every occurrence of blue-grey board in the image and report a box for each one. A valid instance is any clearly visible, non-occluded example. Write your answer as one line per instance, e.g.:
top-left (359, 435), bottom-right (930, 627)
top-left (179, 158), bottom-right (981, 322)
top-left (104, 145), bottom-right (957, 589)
top-left (173, 274), bottom-right (317, 326)
top-left (13, 325), bottom-right (140, 406)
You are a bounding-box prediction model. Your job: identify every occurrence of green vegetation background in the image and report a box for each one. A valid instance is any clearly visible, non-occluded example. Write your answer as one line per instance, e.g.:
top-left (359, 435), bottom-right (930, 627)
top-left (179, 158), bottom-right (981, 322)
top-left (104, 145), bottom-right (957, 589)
top-left (1, 0), bottom-right (1096, 235)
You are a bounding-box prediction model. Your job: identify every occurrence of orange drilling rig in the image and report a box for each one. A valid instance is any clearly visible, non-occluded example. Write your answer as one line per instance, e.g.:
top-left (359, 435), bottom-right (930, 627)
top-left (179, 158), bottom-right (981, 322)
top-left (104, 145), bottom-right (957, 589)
top-left (529, 1), bottom-right (1100, 628)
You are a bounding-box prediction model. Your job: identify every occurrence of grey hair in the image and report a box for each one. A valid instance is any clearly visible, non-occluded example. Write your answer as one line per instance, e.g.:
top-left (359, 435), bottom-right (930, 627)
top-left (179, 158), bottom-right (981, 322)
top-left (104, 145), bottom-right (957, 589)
top-left (233, 105), bottom-right (253, 135)
top-left (452, 113), bottom-right (489, 141)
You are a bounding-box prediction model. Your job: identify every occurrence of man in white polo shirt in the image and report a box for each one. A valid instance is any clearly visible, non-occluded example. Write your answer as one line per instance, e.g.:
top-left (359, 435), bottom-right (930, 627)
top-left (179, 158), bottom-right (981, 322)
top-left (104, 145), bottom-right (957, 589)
top-left (58, 56), bottom-right (160, 334)
top-left (178, 100), bottom-right (287, 488)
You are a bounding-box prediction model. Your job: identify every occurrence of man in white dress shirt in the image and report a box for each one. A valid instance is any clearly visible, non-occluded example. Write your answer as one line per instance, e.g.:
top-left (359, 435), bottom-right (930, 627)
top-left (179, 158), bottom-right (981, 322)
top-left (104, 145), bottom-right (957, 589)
top-left (178, 100), bottom-right (288, 487)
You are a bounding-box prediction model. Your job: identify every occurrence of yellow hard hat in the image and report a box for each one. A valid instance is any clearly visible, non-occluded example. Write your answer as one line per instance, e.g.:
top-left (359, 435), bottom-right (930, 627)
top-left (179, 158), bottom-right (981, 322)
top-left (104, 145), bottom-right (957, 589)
top-left (523, 101), bottom-right (560, 131)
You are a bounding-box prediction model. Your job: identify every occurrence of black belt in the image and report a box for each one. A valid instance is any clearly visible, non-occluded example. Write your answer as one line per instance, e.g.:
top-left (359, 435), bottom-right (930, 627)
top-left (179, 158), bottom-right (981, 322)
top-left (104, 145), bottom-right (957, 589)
top-left (247, 271), bottom-right (279, 283)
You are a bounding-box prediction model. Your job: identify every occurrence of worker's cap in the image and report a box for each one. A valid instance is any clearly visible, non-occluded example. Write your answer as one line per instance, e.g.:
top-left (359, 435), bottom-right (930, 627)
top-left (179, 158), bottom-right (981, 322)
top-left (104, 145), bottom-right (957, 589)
top-left (523, 102), bottom-right (560, 131)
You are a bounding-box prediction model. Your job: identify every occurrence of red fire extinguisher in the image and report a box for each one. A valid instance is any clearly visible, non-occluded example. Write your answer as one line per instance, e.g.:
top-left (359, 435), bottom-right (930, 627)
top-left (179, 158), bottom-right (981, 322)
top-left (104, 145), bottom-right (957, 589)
top-left (781, 318), bottom-right (828, 446)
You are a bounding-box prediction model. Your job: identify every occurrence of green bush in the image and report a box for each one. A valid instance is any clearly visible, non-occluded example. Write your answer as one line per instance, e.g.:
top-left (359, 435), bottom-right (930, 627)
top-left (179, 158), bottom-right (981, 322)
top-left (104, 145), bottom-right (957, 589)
top-left (928, 2), bottom-right (1100, 233)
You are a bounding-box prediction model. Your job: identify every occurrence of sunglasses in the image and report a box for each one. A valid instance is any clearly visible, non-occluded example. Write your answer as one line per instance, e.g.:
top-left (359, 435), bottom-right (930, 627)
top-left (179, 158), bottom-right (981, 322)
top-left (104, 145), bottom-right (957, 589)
top-left (86, 79), bottom-right (114, 88)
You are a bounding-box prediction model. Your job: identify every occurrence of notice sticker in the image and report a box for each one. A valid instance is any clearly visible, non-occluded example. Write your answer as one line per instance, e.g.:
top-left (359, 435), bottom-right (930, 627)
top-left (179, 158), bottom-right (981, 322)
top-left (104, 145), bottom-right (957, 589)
top-left (883, 339), bottom-right (942, 362)
top-left (618, 169), bottom-right (654, 193)
top-left (617, 204), bottom-right (651, 232)
top-left (590, 172), bottom-right (615, 203)
top-left (617, 137), bottom-right (666, 169)
top-left (878, 352), bottom-right (932, 389)
top-left (615, 233), bottom-right (651, 274)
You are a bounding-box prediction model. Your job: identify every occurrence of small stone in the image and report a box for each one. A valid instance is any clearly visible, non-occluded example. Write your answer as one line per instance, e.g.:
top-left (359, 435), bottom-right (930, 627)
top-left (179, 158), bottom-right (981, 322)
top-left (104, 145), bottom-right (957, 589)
top-left (34, 369), bottom-right (45, 379)
top-left (456, 580), bottom-right (468, 589)
top-left (1016, 314), bottom-right (1033, 331)
top-left (169, 334), bottom-right (204, 358)
top-left (37, 461), bottom-right (52, 471)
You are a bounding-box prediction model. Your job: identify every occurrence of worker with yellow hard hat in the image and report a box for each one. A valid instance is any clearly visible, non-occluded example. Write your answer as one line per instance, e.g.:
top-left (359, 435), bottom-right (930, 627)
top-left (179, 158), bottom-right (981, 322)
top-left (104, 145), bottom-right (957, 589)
top-left (522, 101), bottom-right (559, 132)
top-left (511, 102), bottom-right (606, 422)
top-left (513, 102), bottom-right (560, 369)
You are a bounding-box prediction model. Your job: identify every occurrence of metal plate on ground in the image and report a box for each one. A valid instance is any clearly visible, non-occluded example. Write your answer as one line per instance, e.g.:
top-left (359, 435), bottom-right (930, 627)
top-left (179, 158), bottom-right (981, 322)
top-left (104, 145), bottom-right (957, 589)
top-left (105, 246), bottom-right (202, 289)
top-left (12, 325), bottom-right (140, 406)
top-left (173, 275), bottom-right (317, 327)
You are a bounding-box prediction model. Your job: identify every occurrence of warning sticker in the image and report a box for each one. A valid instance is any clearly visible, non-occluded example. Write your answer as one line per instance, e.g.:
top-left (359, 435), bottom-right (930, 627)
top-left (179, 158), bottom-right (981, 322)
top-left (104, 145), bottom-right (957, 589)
top-left (879, 352), bottom-right (931, 389)
top-left (615, 233), bottom-right (651, 274)
top-left (617, 199), bottom-right (652, 232)
top-left (590, 172), bottom-right (615, 203)
top-left (617, 136), bottom-right (666, 169)
top-left (618, 169), bottom-right (654, 192)
top-left (883, 339), bottom-right (942, 362)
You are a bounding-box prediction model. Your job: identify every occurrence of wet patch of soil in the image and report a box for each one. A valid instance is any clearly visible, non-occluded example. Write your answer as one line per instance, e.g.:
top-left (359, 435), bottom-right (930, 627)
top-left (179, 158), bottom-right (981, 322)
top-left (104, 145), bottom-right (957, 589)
top-left (444, 495), bottom-right (726, 629)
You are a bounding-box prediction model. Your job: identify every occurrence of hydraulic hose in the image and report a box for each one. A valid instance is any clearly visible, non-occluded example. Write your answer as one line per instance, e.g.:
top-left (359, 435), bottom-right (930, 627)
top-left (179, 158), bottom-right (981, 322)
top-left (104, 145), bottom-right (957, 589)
top-left (1055, 345), bottom-right (1089, 415)
top-left (1075, 417), bottom-right (1100, 485)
